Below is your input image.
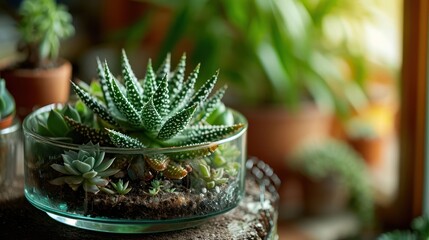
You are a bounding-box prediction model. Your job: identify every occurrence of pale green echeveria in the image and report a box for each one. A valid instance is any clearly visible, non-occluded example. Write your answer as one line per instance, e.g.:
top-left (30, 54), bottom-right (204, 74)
top-left (50, 143), bottom-right (119, 193)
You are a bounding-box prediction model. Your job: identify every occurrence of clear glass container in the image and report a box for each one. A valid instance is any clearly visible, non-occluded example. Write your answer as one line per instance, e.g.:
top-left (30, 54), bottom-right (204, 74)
top-left (23, 105), bottom-right (247, 233)
top-left (0, 118), bottom-right (21, 190)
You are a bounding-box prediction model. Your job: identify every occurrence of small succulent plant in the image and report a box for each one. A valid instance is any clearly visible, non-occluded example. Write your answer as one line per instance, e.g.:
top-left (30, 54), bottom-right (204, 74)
top-left (0, 79), bottom-right (15, 120)
top-left (148, 180), bottom-right (163, 196)
top-left (35, 105), bottom-right (81, 140)
top-left (65, 50), bottom-right (245, 180)
top-left (50, 143), bottom-right (119, 194)
top-left (102, 179), bottom-right (132, 195)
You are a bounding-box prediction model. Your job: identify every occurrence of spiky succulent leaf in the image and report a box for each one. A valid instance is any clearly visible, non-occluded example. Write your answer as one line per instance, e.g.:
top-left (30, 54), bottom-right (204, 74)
top-left (104, 62), bottom-right (142, 127)
top-left (182, 124), bottom-right (244, 145)
top-left (167, 143), bottom-right (218, 161)
top-left (145, 154), bottom-right (170, 171)
top-left (170, 64), bottom-right (199, 111)
top-left (157, 104), bottom-right (198, 140)
top-left (142, 59), bottom-right (156, 103)
top-left (106, 129), bottom-right (146, 148)
top-left (195, 85), bottom-right (227, 122)
top-left (97, 58), bottom-right (114, 109)
top-left (169, 53), bottom-right (186, 98)
top-left (153, 75), bottom-right (170, 118)
top-left (185, 70), bottom-right (219, 110)
top-left (64, 116), bottom-right (114, 146)
top-left (141, 98), bottom-right (162, 131)
top-left (155, 53), bottom-right (170, 87)
top-left (71, 82), bottom-right (118, 126)
top-left (163, 163), bottom-right (188, 180)
top-left (121, 50), bottom-right (144, 110)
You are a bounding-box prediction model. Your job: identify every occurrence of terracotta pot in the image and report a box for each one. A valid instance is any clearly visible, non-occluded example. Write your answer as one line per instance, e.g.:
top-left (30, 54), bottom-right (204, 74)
top-left (1, 60), bottom-right (71, 119)
top-left (302, 175), bottom-right (349, 216)
top-left (237, 104), bottom-right (333, 219)
top-left (239, 104), bottom-right (333, 172)
top-left (348, 135), bottom-right (391, 168)
top-left (0, 114), bottom-right (14, 129)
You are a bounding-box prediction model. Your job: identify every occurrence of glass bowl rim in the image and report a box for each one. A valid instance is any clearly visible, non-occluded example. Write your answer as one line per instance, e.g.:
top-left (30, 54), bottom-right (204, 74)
top-left (0, 117), bottom-right (20, 135)
top-left (23, 104), bottom-right (248, 154)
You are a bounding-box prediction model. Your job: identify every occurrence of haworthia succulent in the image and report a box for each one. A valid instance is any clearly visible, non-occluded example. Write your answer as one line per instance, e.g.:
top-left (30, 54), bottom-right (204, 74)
top-left (181, 124), bottom-right (244, 145)
top-left (167, 143), bottom-right (218, 161)
top-left (106, 129), bottom-right (146, 148)
top-left (185, 70), bottom-right (219, 110)
top-left (121, 50), bottom-right (144, 111)
top-left (155, 53), bottom-right (170, 88)
top-left (63, 51), bottom-right (245, 152)
top-left (64, 116), bottom-right (114, 146)
top-left (142, 59), bottom-right (156, 103)
top-left (157, 104), bottom-right (198, 140)
top-left (195, 85), bottom-right (227, 122)
top-left (104, 62), bottom-right (142, 127)
top-left (96, 58), bottom-right (115, 111)
top-left (152, 74), bottom-right (170, 118)
top-left (168, 53), bottom-right (186, 98)
top-left (170, 64), bottom-right (200, 112)
top-left (163, 162), bottom-right (188, 180)
top-left (141, 98), bottom-right (162, 131)
top-left (71, 82), bottom-right (118, 126)
top-left (145, 154), bottom-right (170, 171)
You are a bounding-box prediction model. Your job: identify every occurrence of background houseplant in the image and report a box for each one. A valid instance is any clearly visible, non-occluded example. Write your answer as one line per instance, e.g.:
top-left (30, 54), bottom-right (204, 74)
top-left (1, 0), bottom-right (74, 118)
top-left (23, 51), bottom-right (247, 233)
top-left (289, 139), bottom-right (374, 225)
top-left (378, 215), bottom-right (429, 239)
top-left (112, 0), bottom-right (381, 171)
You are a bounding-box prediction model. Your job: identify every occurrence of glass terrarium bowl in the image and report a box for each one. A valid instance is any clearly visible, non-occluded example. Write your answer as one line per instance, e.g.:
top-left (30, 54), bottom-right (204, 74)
top-left (23, 104), bottom-right (247, 233)
top-left (0, 118), bottom-right (21, 190)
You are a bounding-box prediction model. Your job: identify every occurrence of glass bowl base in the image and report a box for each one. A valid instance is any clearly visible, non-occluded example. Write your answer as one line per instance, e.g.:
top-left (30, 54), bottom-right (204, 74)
top-left (46, 212), bottom-right (208, 234)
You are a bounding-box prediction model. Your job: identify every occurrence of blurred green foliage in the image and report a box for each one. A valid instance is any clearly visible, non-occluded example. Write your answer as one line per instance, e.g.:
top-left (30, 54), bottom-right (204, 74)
top-left (289, 139), bottom-right (374, 223)
top-left (18, 0), bottom-right (74, 67)
top-left (121, 0), bottom-right (382, 116)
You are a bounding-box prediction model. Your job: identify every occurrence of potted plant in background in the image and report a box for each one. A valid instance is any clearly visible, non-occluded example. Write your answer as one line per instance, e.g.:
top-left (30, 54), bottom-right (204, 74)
top-left (1, 0), bottom-right (74, 119)
top-left (0, 78), bottom-right (21, 189)
top-left (22, 50), bottom-right (247, 233)
top-left (289, 139), bottom-right (374, 225)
